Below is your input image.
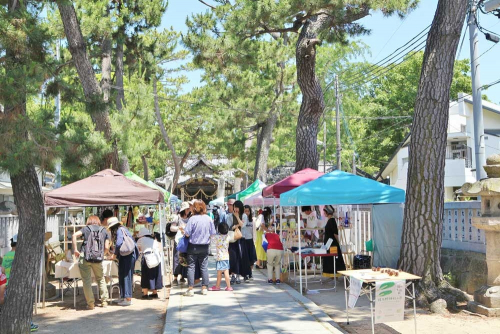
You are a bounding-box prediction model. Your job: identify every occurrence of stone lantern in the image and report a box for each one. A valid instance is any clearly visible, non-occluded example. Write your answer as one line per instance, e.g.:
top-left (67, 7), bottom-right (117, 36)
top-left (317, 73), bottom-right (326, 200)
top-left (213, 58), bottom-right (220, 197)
top-left (462, 154), bottom-right (500, 316)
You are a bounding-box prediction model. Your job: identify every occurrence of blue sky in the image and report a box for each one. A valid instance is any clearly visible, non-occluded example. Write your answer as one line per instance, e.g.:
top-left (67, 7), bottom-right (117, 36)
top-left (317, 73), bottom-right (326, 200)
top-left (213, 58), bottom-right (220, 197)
top-left (161, 0), bottom-right (500, 104)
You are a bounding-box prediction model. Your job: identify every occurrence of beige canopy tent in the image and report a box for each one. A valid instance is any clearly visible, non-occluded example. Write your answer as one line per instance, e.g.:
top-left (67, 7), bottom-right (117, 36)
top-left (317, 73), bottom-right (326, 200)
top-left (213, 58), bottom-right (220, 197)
top-left (41, 169), bottom-right (167, 307)
top-left (44, 169), bottom-right (164, 206)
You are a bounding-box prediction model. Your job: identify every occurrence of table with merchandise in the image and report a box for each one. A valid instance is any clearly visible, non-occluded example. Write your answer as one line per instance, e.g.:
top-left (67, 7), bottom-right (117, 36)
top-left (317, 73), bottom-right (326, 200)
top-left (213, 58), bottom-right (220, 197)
top-left (338, 268), bottom-right (421, 334)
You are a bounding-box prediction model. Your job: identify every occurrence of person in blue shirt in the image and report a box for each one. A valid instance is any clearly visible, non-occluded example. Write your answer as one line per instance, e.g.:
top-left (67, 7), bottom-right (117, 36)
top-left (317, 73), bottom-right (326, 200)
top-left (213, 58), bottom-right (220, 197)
top-left (108, 217), bottom-right (139, 306)
top-left (180, 200), bottom-right (216, 296)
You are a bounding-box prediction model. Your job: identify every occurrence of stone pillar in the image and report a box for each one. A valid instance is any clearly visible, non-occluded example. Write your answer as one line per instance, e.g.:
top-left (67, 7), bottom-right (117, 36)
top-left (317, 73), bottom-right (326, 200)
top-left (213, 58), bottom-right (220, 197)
top-left (234, 177), bottom-right (242, 193)
top-left (180, 188), bottom-right (185, 202)
top-left (462, 154), bottom-right (500, 316)
top-left (217, 177), bottom-right (225, 199)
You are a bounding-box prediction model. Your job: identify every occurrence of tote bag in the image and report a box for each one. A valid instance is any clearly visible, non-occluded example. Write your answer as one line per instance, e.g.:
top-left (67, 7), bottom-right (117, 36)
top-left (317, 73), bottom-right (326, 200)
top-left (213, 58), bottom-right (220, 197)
top-left (262, 234), bottom-right (268, 252)
top-left (119, 227), bottom-right (135, 256)
top-left (176, 236), bottom-right (189, 253)
top-left (144, 241), bottom-right (161, 268)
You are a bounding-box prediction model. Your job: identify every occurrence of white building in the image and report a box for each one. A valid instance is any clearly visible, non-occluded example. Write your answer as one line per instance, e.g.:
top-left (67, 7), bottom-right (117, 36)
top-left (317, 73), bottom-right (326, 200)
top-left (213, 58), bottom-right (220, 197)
top-left (376, 94), bottom-right (500, 201)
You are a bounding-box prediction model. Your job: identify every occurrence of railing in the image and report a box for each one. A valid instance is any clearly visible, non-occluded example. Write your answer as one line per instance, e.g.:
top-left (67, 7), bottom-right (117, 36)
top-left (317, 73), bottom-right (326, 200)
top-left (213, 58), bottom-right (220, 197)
top-left (442, 201), bottom-right (485, 253)
top-left (0, 215), bottom-right (19, 257)
top-left (446, 144), bottom-right (473, 168)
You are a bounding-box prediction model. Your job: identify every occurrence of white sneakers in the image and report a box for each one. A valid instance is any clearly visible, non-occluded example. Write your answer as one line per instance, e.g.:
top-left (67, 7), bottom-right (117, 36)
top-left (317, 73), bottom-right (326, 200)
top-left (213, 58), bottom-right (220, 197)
top-left (118, 299), bottom-right (132, 306)
top-left (183, 289), bottom-right (207, 296)
top-left (183, 289), bottom-right (194, 297)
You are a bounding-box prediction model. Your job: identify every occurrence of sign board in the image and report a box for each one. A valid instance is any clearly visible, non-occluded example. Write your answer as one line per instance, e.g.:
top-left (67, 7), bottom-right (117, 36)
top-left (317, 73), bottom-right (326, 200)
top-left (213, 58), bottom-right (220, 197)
top-left (348, 277), bottom-right (362, 308)
top-left (374, 280), bottom-right (405, 323)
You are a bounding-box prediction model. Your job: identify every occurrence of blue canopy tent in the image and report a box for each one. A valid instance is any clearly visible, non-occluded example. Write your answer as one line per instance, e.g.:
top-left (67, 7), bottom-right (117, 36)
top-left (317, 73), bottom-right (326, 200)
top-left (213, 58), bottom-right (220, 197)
top-left (280, 170), bottom-right (405, 294)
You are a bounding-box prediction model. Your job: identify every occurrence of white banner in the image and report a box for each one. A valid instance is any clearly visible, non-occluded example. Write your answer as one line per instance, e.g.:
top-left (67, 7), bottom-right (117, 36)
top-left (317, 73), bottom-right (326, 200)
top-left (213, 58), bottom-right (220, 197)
top-left (375, 280), bottom-right (405, 323)
top-left (348, 277), bottom-right (362, 309)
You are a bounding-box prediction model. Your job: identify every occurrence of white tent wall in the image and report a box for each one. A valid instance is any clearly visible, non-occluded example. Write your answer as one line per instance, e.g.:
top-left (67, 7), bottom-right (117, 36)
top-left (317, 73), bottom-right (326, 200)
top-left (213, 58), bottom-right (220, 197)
top-left (372, 203), bottom-right (404, 268)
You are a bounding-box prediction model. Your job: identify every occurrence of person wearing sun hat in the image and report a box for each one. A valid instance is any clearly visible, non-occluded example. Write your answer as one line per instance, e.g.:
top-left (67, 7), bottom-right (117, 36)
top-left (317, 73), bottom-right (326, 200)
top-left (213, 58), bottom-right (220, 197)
top-left (136, 227), bottom-right (162, 299)
top-left (108, 216), bottom-right (139, 306)
top-left (170, 202), bottom-right (190, 285)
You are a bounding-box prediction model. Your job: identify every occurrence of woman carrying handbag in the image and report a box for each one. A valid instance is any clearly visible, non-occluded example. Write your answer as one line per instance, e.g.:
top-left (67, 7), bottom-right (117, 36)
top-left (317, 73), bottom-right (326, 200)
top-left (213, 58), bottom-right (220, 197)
top-left (228, 200), bottom-right (252, 284)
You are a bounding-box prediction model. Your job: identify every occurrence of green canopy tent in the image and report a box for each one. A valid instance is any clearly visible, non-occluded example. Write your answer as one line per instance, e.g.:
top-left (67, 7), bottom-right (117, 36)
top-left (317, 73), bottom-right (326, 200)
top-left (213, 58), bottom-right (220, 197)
top-left (237, 180), bottom-right (266, 201)
top-left (123, 171), bottom-right (173, 201)
top-left (224, 180), bottom-right (266, 203)
top-left (224, 190), bottom-right (243, 202)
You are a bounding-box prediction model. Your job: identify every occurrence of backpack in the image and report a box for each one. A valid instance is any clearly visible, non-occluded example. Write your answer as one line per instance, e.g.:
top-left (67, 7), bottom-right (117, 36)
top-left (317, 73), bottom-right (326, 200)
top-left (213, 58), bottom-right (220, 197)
top-left (84, 225), bottom-right (106, 263)
top-left (119, 227), bottom-right (135, 256)
top-left (213, 208), bottom-right (220, 225)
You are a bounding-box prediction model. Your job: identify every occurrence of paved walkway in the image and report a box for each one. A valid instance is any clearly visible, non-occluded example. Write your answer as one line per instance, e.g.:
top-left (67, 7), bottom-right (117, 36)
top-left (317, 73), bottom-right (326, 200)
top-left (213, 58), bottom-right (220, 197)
top-left (163, 257), bottom-right (344, 334)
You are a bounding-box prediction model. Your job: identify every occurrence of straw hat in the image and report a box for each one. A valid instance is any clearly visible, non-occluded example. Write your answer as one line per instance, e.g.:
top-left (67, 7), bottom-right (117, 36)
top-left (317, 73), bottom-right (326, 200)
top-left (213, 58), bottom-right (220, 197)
top-left (107, 217), bottom-right (121, 229)
top-left (137, 227), bottom-right (151, 238)
top-left (179, 202), bottom-right (190, 213)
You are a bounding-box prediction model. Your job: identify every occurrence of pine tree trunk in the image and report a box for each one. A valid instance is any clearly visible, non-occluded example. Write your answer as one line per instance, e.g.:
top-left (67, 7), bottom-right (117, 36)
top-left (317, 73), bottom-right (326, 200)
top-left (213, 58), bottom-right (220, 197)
top-left (254, 111), bottom-right (278, 183)
top-left (399, 0), bottom-right (468, 303)
top-left (101, 36), bottom-right (112, 104)
top-left (115, 25), bottom-right (126, 111)
top-left (0, 168), bottom-right (45, 334)
top-left (141, 155), bottom-right (149, 181)
top-left (0, 3), bottom-right (45, 332)
top-left (57, 0), bottom-right (119, 170)
top-left (294, 13), bottom-right (330, 172)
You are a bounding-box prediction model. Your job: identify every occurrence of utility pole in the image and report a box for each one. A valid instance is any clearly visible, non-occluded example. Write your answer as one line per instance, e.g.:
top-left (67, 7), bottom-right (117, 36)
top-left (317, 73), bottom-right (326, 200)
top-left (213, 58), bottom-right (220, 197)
top-left (323, 120), bottom-right (327, 173)
top-left (55, 39), bottom-right (62, 188)
top-left (335, 75), bottom-right (342, 170)
top-left (469, 0), bottom-right (487, 180)
top-left (352, 153), bottom-right (356, 175)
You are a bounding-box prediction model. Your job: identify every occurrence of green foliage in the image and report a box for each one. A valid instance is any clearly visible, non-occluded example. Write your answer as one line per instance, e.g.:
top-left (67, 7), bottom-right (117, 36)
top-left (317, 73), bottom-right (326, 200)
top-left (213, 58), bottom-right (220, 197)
top-left (319, 51), bottom-right (473, 175)
top-left (0, 2), bottom-right (58, 176)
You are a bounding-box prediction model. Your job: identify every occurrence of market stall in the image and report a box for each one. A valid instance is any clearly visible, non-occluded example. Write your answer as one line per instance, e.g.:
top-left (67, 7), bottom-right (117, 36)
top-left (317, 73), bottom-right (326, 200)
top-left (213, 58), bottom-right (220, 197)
top-left (42, 169), bottom-right (167, 308)
top-left (279, 170), bottom-right (405, 295)
top-left (236, 179), bottom-right (266, 201)
top-left (243, 192), bottom-right (278, 206)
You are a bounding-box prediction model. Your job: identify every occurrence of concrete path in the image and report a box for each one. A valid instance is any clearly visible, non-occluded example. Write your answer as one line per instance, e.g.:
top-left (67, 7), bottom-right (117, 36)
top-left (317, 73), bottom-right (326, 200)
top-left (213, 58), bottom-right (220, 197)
top-left (163, 258), bottom-right (344, 334)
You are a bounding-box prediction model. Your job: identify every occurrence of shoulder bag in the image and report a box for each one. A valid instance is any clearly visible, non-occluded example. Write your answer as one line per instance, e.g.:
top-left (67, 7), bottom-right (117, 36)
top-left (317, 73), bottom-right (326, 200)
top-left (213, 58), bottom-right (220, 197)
top-left (144, 240), bottom-right (161, 268)
top-left (119, 227), bottom-right (135, 256)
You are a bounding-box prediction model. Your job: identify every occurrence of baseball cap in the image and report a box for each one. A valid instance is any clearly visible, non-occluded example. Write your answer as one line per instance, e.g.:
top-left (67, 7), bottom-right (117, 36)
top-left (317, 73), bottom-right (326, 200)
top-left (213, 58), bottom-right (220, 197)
top-left (11, 234), bottom-right (18, 243)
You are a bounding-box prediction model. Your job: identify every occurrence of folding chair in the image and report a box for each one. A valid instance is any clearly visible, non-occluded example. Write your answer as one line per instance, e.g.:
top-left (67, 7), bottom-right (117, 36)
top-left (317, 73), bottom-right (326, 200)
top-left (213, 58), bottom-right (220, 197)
top-left (59, 277), bottom-right (80, 301)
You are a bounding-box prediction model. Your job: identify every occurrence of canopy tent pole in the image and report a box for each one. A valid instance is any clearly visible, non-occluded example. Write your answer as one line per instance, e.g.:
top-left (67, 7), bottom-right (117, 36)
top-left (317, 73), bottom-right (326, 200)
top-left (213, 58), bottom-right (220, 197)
top-left (42, 207), bottom-right (48, 308)
top-left (297, 205), bottom-right (303, 295)
top-left (159, 202), bottom-right (167, 300)
top-left (279, 204), bottom-right (283, 277)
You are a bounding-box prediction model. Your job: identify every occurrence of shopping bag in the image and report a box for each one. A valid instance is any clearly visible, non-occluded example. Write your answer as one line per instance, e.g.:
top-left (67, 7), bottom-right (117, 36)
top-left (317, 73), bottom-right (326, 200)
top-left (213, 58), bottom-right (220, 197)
top-left (176, 236), bottom-right (189, 253)
top-left (262, 234), bottom-right (268, 252)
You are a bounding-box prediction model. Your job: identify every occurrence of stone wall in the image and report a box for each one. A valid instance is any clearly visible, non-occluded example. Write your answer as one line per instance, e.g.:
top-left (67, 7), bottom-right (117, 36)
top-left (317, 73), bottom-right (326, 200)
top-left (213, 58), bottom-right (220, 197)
top-left (441, 248), bottom-right (487, 294)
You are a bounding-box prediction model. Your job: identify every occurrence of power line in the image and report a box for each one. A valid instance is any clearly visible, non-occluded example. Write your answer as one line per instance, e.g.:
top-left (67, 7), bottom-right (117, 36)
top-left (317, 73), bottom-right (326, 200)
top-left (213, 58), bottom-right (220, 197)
top-left (337, 26), bottom-right (430, 88)
top-left (342, 41), bottom-right (426, 89)
top-left (324, 24), bottom-right (430, 92)
top-left (372, 17), bottom-right (409, 62)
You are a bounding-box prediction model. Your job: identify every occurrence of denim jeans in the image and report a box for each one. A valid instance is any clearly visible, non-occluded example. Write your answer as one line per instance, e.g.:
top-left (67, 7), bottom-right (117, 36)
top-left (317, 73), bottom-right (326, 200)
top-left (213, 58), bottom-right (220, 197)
top-left (118, 253), bottom-right (136, 298)
top-left (187, 244), bottom-right (209, 288)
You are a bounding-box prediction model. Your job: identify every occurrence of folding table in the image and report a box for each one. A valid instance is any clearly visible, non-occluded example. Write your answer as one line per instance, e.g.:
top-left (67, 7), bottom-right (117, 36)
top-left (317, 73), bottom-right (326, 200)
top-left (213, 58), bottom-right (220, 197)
top-left (338, 269), bottom-right (421, 334)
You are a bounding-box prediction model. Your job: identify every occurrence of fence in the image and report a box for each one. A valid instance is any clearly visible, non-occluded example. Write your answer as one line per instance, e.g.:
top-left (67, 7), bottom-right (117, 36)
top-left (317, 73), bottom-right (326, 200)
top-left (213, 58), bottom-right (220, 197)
top-left (442, 201), bottom-right (485, 253)
top-left (0, 215), bottom-right (19, 257)
top-left (336, 205), bottom-right (372, 255)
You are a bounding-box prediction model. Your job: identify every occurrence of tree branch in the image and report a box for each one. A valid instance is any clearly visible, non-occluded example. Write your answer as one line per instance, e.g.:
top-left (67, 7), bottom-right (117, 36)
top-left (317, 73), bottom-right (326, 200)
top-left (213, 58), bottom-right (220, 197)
top-left (198, 0), bottom-right (216, 9)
